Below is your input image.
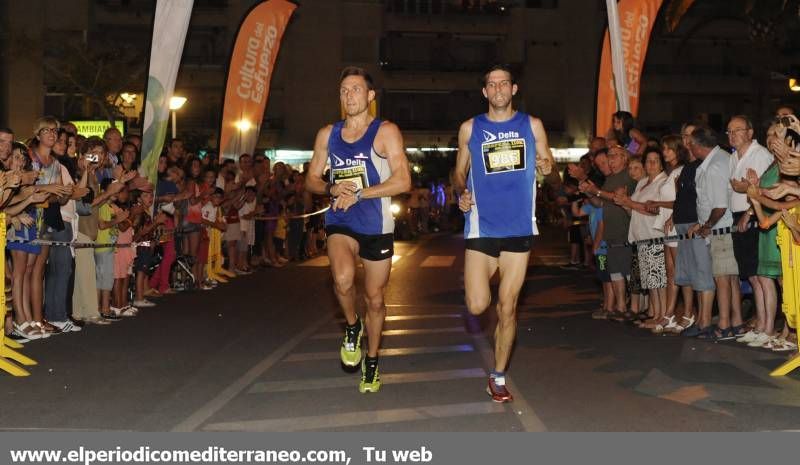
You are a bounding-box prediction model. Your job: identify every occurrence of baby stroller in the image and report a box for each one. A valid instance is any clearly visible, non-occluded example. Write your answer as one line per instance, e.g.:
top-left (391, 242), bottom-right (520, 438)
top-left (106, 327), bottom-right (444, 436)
top-left (171, 228), bottom-right (197, 291)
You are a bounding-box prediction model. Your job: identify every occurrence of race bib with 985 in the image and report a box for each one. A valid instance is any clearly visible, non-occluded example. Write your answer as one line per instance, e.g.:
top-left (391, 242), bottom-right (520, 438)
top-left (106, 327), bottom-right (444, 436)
top-left (481, 139), bottom-right (526, 174)
top-left (332, 165), bottom-right (369, 190)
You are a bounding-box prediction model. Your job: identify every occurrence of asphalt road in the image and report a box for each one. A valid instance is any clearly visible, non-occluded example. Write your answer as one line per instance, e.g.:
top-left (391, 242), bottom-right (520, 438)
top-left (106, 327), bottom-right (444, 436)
top-left (2, 226), bottom-right (800, 432)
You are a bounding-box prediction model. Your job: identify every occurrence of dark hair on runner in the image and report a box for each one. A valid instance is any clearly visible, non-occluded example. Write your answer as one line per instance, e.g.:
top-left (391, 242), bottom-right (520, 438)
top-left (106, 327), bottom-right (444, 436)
top-left (0, 127), bottom-right (13, 136)
top-left (482, 64), bottom-right (515, 86)
top-left (339, 66), bottom-right (375, 91)
top-left (212, 187), bottom-right (225, 197)
top-left (690, 126), bottom-right (718, 149)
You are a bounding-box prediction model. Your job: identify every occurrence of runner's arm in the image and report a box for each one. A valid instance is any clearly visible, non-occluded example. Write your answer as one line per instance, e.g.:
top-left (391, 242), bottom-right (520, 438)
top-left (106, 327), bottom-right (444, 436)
top-left (453, 119), bottom-right (473, 196)
top-left (531, 117), bottom-right (561, 187)
top-left (361, 121), bottom-right (411, 199)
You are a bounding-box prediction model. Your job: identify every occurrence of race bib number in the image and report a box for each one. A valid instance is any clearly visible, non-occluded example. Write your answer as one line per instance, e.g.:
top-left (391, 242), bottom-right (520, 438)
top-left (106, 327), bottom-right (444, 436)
top-left (481, 139), bottom-right (526, 174)
top-left (332, 165), bottom-right (369, 190)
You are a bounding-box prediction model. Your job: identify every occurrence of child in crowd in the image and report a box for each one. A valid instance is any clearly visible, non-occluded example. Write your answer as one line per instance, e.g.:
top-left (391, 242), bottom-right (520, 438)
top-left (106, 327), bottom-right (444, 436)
top-left (572, 196), bottom-right (610, 318)
top-left (237, 186), bottom-right (258, 274)
top-left (202, 188), bottom-right (227, 287)
top-left (273, 202), bottom-right (288, 263)
top-left (111, 186), bottom-right (136, 316)
top-left (149, 203), bottom-right (176, 295)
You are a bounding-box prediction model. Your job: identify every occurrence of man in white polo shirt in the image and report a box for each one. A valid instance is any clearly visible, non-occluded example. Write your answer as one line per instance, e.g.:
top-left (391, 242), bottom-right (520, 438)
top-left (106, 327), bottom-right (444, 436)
top-left (728, 115), bottom-right (774, 345)
top-left (687, 126), bottom-right (737, 340)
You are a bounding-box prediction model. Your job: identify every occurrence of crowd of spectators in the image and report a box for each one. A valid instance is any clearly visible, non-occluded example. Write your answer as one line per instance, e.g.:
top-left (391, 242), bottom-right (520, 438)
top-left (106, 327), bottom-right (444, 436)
top-left (0, 117), bottom-right (328, 343)
top-left (555, 107), bottom-right (800, 352)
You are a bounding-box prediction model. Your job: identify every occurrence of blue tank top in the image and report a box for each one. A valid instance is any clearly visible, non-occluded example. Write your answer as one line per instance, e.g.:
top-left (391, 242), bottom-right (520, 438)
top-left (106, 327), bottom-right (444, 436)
top-left (325, 118), bottom-right (393, 235)
top-left (465, 111), bottom-right (538, 239)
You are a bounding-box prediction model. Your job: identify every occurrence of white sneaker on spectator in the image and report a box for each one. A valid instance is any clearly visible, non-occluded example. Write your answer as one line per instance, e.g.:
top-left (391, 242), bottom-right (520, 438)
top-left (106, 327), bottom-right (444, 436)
top-left (133, 299), bottom-right (156, 308)
top-left (736, 330), bottom-right (758, 343)
top-left (50, 320), bottom-right (83, 332)
top-left (747, 332), bottom-right (771, 347)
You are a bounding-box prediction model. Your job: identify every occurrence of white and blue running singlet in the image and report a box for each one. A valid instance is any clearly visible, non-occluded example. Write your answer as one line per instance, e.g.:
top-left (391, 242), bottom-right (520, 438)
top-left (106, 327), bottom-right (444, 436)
top-left (464, 111), bottom-right (538, 239)
top-left (325, 118), bottom-right (394, 235)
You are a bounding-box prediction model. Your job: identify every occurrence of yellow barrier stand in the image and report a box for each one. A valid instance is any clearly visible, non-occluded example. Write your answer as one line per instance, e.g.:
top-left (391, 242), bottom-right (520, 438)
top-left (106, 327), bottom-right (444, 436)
top-left (0, 213), bottom-right (37, 376)
top-left (771, 209), bottom-right (800, 377)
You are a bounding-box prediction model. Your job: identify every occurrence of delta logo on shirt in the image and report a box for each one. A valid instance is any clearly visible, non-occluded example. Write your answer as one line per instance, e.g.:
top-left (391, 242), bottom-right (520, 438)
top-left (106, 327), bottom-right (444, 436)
top-left (482, 129), bottom-right (520, 142)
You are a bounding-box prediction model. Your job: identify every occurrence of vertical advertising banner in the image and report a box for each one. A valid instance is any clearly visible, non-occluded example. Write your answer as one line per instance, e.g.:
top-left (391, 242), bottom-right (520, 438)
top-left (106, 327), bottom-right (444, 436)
top-left (595, 0), bottom-right (664, 137)
top-left (219, 0), bottom-right (296, 160)
top-left (140, 0), bottom-right (194, 184)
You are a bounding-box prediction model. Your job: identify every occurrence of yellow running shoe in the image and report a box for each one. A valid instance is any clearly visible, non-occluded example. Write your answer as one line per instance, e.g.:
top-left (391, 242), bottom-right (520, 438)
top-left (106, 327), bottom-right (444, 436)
top-left (340, 318), bottom-right (363, 367)
top-left (359, 357), bottom-right (381, 393)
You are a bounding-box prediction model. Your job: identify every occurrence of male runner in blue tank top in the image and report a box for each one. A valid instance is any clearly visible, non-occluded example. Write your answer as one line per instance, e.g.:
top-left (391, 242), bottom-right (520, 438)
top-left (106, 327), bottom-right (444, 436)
top-left (454, 64), bottom-right (558, 403)
top-left (306, 67), bottom-right (411, 394)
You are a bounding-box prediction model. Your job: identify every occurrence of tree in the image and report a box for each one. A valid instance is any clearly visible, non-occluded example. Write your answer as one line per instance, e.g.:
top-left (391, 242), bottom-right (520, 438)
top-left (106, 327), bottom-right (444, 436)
top-left (9, 32), bottom-right (147, 125)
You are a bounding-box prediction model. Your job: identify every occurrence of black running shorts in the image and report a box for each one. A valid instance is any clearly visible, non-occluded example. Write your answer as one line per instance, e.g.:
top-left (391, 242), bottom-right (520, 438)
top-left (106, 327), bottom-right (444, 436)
top-left (325, 225), bottom-right (394, 261)
top-left (465, 235), bottom-right (534, 258)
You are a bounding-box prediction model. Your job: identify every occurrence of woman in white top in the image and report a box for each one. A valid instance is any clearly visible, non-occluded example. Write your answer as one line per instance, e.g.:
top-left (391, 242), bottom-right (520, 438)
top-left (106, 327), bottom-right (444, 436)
top-left (615, 148), bottom-right (668, 331)
top-left (646, 135), bottom-right (690, 333)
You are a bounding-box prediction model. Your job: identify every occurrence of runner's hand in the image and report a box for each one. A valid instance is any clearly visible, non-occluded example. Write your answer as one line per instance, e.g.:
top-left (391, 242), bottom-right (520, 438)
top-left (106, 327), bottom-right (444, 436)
top-left (333, 193), bottom-right (358, 212)
top-left (458, 189), bottom-right (474, 213)
top-left (331, 181), bottom-right (357, 197)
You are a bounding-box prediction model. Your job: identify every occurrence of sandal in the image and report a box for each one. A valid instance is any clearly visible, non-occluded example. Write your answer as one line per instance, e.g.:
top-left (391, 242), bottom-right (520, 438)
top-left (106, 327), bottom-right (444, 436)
top-left (652, 315), bottom-right (677, 334)
top-left (714, 326), bottom-right (737, 341)
top-left (118, 306), bottom-right (138, 317)
top-left (100, 312), bottom-right (120, 321)
top-left (730, 324), bottom-right (747, 337)
top-left (683, 324), bottom-right (711, 338)
top-left (677, 315), bottom-right (696, 332)
top-left (36, 320), bottom-right (61, 334)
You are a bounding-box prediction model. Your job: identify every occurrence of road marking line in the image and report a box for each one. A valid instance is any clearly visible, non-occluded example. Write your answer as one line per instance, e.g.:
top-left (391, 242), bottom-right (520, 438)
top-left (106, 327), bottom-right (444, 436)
top-left (203, 401), bottom-right (506, 432)
top-left (170, 315), bottom-right (334, 432)
top-left (334, 313), bottom-right (463, 324)
top-left (248, 368), bottom-right (486, 394)
top-left (420, 255), bottom-right (456, 267)
top-left (518, 310), bottom-right (591, 320)
top-left (311, 326), bottom-right (465, 339)
top-left (283, 344), bottom-right (474, 362)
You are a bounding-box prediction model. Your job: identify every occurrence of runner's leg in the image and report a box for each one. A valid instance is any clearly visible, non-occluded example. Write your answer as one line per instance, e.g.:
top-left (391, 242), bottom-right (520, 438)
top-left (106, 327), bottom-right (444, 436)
top-left (494, 250), bottom-right (529, 372)
top-left (362, 257), bottom-right (392, 357)
top-left (464, 249), bottom-right (499, 316)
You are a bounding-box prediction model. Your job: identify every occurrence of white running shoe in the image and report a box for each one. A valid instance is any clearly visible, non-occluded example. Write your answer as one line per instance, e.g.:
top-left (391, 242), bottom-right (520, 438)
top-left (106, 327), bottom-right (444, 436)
top-left (49, 320), bottom-right (83, 332)
top-left (133, 299), bottom-right (156, 308)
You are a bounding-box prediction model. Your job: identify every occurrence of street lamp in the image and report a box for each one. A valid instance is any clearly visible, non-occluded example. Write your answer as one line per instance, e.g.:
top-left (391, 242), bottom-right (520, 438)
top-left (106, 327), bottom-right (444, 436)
top-left (169, 96), bottom-right (187, 139)
top-left (790, 78), bottom-right (800, 92)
